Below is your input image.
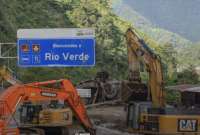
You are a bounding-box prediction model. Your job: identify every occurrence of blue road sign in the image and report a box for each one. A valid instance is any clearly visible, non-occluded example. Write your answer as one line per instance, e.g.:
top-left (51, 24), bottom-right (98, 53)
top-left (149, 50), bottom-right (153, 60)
top-left (18, 38), bottom-right (95, 67)
top-left (17, 28), bottom-right (95, 67)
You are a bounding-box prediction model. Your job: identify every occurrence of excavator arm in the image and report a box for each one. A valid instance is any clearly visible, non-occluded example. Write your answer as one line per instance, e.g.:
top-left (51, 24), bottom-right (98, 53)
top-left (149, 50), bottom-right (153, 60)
top-left (0, 79), bottom-right (95, 135)
top-left (0, 66), bottom-right (21, 85)
top-left (127, 36), bottom-right (141, 82)
top-left (126, 28), bottom-right (165, 108)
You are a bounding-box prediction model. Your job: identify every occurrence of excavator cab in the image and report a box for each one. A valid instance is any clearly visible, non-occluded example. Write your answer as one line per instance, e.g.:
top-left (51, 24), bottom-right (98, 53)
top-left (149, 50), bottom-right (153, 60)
top-left (19, 102), bottom-right (43, 124)
top-left (18, 101), bottom-right (73, 135)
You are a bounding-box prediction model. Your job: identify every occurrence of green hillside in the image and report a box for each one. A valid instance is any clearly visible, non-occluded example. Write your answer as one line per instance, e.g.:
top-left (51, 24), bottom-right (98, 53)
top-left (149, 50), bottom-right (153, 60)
top-left (111, 0), bottom-right (200, 78)
top-left (0, 0), bottom-right (130, 83)
top-left (111, 0), bottom-right (192, 50)
top-left (0, 0), bottom-right (198, 84)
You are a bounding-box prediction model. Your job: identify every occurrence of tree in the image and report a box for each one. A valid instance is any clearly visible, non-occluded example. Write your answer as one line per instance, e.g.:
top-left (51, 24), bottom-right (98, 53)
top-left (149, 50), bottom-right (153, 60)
top-left (177, 65), bottom-right (199, 84)
top-left (155, 43), bottom-right (178, 84)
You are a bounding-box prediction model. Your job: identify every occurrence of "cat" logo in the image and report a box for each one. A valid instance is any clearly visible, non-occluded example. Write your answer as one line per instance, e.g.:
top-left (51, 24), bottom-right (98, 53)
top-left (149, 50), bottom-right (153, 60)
top-left (178, 119), bottom-right (198, 132)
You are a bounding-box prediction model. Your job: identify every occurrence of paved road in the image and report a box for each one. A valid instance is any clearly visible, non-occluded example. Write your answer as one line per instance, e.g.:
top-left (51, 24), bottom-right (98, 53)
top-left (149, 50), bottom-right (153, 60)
top-left (87, 105), bottom-right (138, 135)
top-left (96, 126), bottom-right (135, 135)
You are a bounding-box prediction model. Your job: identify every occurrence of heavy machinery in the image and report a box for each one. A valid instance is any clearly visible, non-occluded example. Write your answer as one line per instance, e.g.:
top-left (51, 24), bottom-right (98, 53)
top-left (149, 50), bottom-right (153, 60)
top-left (77, 71), bottom-right (121, 104)
top-left (0, 79), bottom-right (95, 135)
top-left (18, 101), bottom-right (73, 135)
top-left (125, 28), bottom-right (200, 134)
top-left (0, 66), bottom-right (21, 85)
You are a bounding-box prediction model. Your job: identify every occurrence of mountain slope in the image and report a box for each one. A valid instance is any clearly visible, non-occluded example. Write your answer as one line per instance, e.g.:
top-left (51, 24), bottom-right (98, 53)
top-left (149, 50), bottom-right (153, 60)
top-left (122, 0), bottom-right (200, 42)
top-left (0, 0), bottom-right (73, 42)
top-left (0, 0), bottom-right (197, 84)
top-left (0, 0), bottom-right (130, 82)
top-left (111, 0), bottom-right (200, 72)
top-left (111, 0), bottom-right (192, 51)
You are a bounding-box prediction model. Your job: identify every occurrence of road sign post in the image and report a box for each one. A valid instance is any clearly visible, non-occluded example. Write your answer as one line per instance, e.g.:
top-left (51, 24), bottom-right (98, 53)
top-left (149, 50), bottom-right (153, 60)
top-left (17, 28), bottom-right (95, 67)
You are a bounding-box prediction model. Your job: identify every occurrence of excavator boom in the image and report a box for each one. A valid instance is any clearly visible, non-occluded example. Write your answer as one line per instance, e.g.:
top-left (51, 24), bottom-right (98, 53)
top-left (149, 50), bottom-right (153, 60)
top-left (126, 28), bottom-right (165, 108)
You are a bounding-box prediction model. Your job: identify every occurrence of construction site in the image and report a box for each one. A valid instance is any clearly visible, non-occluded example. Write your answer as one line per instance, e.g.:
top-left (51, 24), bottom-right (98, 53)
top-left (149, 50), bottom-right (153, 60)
top-left (0, 0), bottom-right (200, 135)
top-left (0, 28), bottom-right (199, 135)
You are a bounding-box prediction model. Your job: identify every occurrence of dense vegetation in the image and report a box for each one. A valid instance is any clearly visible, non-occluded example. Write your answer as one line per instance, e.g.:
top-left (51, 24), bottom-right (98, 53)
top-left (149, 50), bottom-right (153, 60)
top-left (0, 0), bottom-right (199, 85)
top-left (112, 0), bottom-right (200, 84)
top-left (0, 0), bottom-right (129, 83)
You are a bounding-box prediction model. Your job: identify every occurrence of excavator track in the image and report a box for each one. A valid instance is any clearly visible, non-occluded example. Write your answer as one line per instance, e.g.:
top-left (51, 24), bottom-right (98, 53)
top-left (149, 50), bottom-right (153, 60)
top-left (20, 127), bottom-right (70, 135)
top-left (20, 128), bottom-right (45, 135)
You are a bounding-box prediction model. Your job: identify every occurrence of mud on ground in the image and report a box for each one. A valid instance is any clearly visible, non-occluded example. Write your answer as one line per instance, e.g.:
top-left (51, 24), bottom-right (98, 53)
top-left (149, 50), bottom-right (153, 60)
top-left (87, 105), bottom-right (136, 135)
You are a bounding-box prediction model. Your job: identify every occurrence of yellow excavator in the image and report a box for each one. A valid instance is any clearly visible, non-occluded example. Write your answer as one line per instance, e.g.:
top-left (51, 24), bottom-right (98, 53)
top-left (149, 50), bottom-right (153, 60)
top-left (125, 28), bottom-right (200, 135)
top-left (0, 65), bottom-right (21, 86)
